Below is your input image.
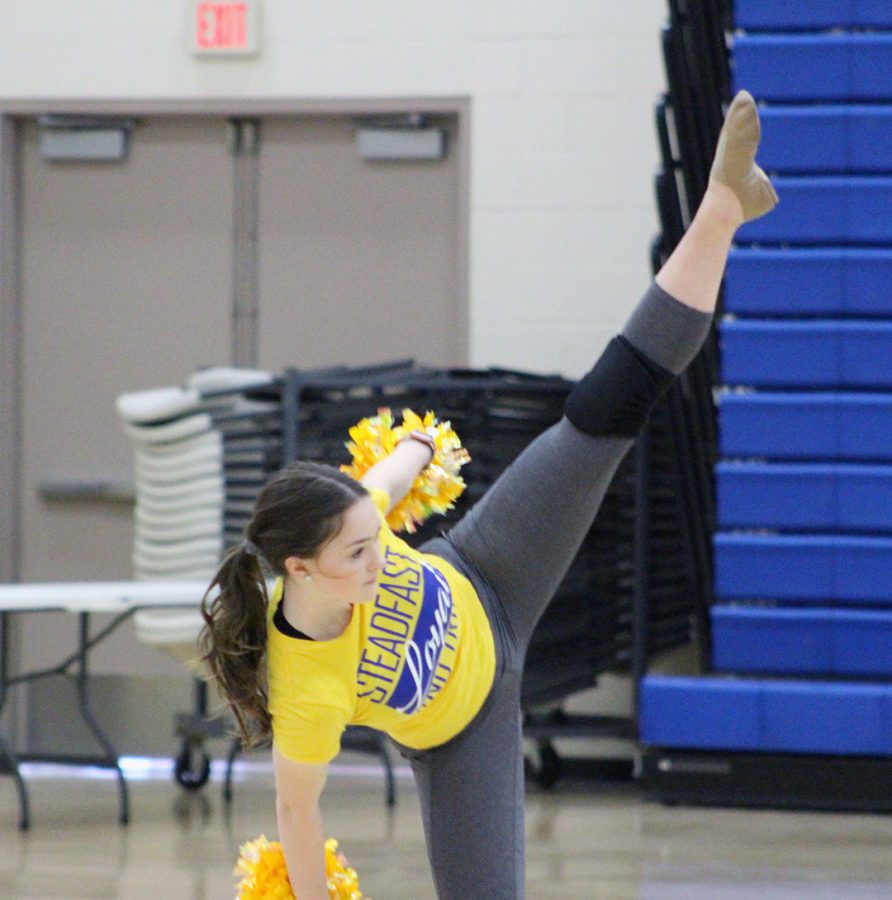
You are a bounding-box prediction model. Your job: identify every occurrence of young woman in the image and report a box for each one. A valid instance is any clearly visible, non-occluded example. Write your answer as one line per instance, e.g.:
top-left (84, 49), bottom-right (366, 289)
top-left (200, 91), bottom-right (776, 900)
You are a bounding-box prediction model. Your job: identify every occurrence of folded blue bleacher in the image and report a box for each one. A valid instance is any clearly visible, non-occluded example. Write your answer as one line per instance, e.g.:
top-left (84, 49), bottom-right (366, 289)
top-left (643, 0), bottom-right (892, 812)
top-left (714, 533), bottom-right (892, 604)
top-left (735, 0), bottom-right (892, 31)
top-left (711, 606), bottom-right (892, 676)
top-left (641, 676), bottom-right (892, 756)
top-left (716, 462), bottom-right (892, 531)
top-left (724, 249), bottom-right (892, 317)
top-left (759, 107), bottom-right (892, 174)
top-left (735, 177), bottom-right (892, 245)
top-left (719, 393), bottom-right (892, 460)
top-left (720, 321), bottom-right (892, 388)
top-left (733, 35), bottom-right (892, 102)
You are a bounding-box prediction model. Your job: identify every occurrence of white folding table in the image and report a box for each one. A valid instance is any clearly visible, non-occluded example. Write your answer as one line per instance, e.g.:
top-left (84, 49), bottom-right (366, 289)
top-left (0, 580), bottom-right (208, 829)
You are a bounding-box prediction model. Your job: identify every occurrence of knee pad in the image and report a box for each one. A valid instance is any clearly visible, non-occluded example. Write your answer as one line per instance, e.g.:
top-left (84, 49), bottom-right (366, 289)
top-left (564, 336), bottom-right (675, 438)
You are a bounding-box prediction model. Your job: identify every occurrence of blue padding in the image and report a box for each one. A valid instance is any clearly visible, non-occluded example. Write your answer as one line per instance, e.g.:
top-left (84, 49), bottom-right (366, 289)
top-left (759, 106), bottom-right (892, 173)
top-left (733, 35), bottom-right (892, 102)
top-left (640, 675), bottom-right (892, 755)
top-left (714, 533), bottom-right (892, 604)
top-left (716, 462), bottom-right (892, 531)
top-left (736, 178), bottom-right (892, 245)
top-left (719, 393), bottom-right (892, 461)
top-left (763, 682), bottom-right (890, 755)
top-left (724, 249), bottom-right (892, 317)
top-left (639, 676), bottom-right (763, 751)
top-left (835, 612), bottom-right (892, 674)
top-left (720, 321), bottom-right (892, 388)
top-left (711, 606), bottom-right (892, 676)
top-left (713, 606), bottom-right (832, 673)
top-left (735, 1), bottom-right (892, 31)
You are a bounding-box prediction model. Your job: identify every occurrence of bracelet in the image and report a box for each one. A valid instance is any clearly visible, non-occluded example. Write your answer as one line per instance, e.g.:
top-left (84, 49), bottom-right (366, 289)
top-left (402, 429), bottom-right (436, 463)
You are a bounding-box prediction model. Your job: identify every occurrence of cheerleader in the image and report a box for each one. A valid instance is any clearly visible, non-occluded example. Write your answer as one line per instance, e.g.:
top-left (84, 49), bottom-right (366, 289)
top-left (203, 91), bottom-right (776, 900)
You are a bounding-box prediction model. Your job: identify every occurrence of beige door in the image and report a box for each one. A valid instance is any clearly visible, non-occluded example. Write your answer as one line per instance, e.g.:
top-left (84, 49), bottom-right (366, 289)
top-left (258, 115), bottom-right (465, 370)
top-left (13, 116), bottom-right (235, 753)
top-left (19, 117), bottom-right (233, 585)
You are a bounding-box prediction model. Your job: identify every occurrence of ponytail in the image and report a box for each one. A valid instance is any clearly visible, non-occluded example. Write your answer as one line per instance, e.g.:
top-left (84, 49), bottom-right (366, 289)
top-left (199, 544), bottom-right (272, 747)
top-left (198, 460), bottom-right (368, 748)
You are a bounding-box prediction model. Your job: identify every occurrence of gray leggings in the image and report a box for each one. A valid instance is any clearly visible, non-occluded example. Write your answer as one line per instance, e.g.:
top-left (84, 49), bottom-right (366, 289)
top-left (409, 282), bottom-right (712, 900)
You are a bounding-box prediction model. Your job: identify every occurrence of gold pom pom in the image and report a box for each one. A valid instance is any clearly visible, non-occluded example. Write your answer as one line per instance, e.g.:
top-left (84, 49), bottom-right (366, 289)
top-left (234, 835), bottom-right (294, 899)
top-left (325, 838), bottom-right (365, 899)
top-left (340, 408), bottom-right (471, 534)
top-left (234, 835), bottom-right (368, 899)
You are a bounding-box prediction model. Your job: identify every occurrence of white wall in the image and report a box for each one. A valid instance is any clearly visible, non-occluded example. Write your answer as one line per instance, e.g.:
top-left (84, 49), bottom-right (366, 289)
top-left (1, 0), bottom-right (668, 377)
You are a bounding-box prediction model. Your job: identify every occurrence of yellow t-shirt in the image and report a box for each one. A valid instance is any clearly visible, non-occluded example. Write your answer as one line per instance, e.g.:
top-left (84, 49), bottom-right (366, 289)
top-left (267, 488), bottom-right (497, 764)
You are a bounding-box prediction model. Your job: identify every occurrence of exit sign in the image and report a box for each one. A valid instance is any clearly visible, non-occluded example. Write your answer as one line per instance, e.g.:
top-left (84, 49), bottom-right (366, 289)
top-left (192, 2), bottom-right (259, 56)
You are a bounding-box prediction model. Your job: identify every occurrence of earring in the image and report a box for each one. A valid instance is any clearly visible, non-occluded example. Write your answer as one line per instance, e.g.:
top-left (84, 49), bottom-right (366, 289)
top-left (304, 574), bottom-right (312, 582)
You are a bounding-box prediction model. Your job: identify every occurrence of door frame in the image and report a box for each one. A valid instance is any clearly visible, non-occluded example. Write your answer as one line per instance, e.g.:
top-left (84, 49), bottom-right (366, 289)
top-left (0, 96), bottom-right (471, 583)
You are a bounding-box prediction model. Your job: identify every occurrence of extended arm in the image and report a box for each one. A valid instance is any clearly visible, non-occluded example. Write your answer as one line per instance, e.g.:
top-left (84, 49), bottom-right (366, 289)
top-left (359, 432), bottom-right (435, 512)
top-left (273, 748), bottom-right (331, 900)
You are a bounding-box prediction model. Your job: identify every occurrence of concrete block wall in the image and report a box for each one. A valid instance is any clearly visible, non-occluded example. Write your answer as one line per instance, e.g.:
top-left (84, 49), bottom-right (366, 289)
top-left (0, 0), bottom-right (667, 378)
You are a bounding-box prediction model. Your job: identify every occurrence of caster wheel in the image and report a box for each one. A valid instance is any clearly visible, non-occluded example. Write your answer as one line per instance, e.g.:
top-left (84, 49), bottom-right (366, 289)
top-left (174, 745), bottom-right (211, 791)
top-left (528, 742), bottom-right (563, 789)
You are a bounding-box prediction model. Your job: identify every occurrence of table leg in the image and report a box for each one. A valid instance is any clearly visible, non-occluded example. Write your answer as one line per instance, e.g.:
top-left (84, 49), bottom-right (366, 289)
top-left (77, 613), bottom-right (129, 825)
top-left (0, 611), bottom-right (30, 829)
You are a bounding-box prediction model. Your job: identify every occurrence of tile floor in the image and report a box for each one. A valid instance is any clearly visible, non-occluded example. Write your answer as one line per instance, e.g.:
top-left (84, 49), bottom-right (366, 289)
top-left (2, 753), bottom-right (892, 899)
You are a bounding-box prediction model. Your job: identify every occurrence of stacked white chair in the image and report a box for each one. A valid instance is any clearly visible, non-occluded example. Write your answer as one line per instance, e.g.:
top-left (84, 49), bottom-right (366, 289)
top-left (116, 368), bottom-right (274, 783)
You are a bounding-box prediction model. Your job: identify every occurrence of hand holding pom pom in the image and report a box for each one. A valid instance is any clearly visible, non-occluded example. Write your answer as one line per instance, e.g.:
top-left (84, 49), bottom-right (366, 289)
top-left (340, 408), bottom-right (471, 533)
top-left (235, 835), bottom-right (367, 899)
top-left (234, 835), bottom-right (294, 899)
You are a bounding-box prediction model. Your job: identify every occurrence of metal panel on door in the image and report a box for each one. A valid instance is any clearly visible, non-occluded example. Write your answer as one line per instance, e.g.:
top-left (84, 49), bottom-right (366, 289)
top-left (257, 115), bottom-right (466, 372)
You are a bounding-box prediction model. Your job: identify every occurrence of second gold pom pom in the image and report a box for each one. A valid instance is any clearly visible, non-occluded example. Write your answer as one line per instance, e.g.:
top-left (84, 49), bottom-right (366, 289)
top-left (340, 408), bottom-right (470, 533)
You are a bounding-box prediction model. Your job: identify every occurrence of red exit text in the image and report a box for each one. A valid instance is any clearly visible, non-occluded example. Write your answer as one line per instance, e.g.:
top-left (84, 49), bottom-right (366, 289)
top-left (195, 3), bottom-right (250, 51)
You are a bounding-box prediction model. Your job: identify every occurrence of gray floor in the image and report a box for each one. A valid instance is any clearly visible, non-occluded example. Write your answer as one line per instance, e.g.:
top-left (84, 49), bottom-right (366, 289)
top-left (2, 753), bottom-right (892, 899)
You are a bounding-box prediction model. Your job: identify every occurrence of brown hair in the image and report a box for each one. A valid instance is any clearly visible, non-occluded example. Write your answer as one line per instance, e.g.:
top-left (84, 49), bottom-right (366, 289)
top-left (199, 461), bottom-right (368, 747)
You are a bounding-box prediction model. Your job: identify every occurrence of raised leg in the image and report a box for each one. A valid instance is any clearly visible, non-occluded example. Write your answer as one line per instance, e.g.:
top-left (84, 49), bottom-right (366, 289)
top-left (656, 89), bottom-right (777, 315)
top-left (446, 91), bottom-right (777, 647)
